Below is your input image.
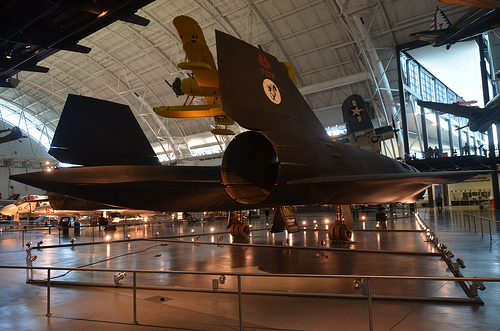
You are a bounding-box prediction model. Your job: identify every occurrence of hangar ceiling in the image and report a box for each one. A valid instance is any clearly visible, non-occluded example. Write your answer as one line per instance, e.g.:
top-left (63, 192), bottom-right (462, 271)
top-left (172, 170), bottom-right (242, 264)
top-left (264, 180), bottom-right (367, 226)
top-left (0, 0), bottom-right (476, 164)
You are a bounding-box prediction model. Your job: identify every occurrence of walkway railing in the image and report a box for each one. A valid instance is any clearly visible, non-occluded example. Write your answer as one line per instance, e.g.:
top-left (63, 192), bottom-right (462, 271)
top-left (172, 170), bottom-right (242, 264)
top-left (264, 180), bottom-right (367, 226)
top-left (447, 208), bottom-right (500, 240)
top-left (0, 265), bottom-right (499, 331)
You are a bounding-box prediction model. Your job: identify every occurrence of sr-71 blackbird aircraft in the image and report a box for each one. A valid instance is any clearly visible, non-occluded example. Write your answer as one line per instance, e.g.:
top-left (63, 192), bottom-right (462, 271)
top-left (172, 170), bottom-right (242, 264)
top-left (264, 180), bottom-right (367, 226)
top-left (10, 30), bottom-right (486, 238)
top-left (409, 0), bottom-right (500, 49)
top-left (418, 93), bottom-right (500, 132)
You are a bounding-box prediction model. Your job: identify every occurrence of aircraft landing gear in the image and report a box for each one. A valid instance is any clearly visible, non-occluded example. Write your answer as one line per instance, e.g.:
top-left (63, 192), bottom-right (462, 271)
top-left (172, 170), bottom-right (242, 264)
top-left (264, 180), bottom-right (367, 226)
top-left (328, 222), bottom-right (351, 241)
top-left (227, 211), bottom-right (250, 238)
top-left (229, 223), bottom-right (250, 238)
top-left (328, 205), bottom-right (353, 241)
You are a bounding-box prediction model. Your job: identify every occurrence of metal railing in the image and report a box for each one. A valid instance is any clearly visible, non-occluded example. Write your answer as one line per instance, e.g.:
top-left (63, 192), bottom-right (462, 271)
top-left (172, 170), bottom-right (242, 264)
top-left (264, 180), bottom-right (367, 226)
top-left (0, 265), bottom-right (499, 331)
top-left (1, 220), bottom-right (225, 248)
top-left (447, 208), bottom-right (500, 240)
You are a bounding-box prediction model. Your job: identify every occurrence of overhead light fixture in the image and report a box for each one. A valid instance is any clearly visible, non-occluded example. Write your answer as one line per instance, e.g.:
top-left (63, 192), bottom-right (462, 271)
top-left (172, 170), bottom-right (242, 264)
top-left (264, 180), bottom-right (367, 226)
top-left (97, 10), bottom-right (109, 18)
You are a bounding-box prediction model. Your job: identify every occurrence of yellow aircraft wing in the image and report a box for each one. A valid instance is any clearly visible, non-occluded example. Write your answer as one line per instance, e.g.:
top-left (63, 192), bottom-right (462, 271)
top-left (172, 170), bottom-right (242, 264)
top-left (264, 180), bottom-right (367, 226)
top-left (173, 15), bottom-right (219, 89)
top-left (154, 104), bottom-right (224, 118)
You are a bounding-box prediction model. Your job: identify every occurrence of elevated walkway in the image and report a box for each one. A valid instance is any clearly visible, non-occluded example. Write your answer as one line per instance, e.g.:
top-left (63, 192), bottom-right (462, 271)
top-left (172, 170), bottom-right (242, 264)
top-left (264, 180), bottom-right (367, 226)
top-left (407, 155), bottom-right (496, 171)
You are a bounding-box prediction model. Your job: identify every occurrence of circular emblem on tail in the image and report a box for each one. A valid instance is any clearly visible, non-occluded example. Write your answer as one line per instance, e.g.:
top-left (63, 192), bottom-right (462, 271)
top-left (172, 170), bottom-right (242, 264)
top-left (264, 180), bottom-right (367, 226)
top-left (263, 79), bottom-right (281, 104)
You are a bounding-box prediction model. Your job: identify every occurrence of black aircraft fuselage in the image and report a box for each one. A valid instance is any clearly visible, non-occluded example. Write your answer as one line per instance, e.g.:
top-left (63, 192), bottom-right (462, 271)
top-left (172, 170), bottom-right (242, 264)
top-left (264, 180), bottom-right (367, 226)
top-left (11, 31), bottom-right (485, 213)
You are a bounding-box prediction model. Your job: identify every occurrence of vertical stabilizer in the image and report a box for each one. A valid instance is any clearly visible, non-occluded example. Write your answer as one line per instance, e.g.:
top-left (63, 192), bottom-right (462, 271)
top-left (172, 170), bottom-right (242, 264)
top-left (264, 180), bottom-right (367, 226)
top-left (216, 31), bottom-right (329, 140)
top-left (431, 7), bottom-right (452, 30)
top-left (342, 94), bottom-right (374, 134)
top-left (49, 94), bottom-right (160, 166)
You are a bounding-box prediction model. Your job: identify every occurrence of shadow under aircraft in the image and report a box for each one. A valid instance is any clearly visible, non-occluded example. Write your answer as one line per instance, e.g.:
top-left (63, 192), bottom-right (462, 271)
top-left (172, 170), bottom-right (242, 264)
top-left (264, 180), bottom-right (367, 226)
top-left (11, 30), bottom-right (487, 236)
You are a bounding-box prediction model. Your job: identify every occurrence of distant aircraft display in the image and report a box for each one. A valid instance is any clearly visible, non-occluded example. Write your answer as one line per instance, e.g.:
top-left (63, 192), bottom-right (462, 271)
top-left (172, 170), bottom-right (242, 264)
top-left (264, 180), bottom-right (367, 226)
top-left (0, 126), bottom-right (27, 144)
top-left (409, 0), bottom-right (500, 49)
top-left (417, 93), bottom-right (500, 132)
top-left (0, 194), bottom-right (157, 221)
top-left (11, 30), bottom-right (486, 238)
top-left (0, 194), bottom-right (50, 218)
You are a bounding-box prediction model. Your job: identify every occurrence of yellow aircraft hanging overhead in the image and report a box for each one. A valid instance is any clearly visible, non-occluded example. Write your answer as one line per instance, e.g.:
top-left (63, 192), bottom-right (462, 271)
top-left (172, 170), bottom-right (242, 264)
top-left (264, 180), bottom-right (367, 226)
top-left (154, 15), bottom-right (296, 135)
top-left (154, 15), bottom-right (233, 135)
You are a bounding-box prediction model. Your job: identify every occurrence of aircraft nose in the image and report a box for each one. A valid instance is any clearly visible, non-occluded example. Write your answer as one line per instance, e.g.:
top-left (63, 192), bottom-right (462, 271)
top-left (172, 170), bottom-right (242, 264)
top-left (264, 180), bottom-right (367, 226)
top-left (1, 204), bottom-right (17, 216)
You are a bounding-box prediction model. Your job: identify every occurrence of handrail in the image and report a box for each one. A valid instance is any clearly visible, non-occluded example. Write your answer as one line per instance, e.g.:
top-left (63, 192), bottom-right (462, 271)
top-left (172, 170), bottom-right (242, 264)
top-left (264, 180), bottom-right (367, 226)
top-left (1, 265), bottom-right (500, 281)
top-left (446, 207), bottom-right (500, 224)
top-left (1, 264), bottom-right (499, 331)
top-left (446, 207), bottom-right (500, 240)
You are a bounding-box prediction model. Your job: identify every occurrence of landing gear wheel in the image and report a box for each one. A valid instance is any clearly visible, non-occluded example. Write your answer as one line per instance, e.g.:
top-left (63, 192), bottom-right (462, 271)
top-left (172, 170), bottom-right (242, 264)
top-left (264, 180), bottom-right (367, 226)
top-left (328, 225), bottom-right (335, 240)
top-left (328, 224), bottom-right (338, 240)
top-left (328, 223), bottom-right (351, 241)
top-left (339, 224), bottom-right (352, 241)
top-left (334, 223), bottom-right (342, 239)
top-left (230, 223), bottom-right (250, 238)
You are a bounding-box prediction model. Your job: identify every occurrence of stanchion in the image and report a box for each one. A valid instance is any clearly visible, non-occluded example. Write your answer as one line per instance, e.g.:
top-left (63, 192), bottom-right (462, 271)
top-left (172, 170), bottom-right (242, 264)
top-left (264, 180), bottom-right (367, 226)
top-left (238, 275), bottom-right (243, 331)
top-left (367, 277), bottom-right (373, 331)
top-left (489, 221), bottom-right (492, 240)
top-left (46, 269), bottom-right (52, 317)
top-left (133, 271), bottom-right (138, 324)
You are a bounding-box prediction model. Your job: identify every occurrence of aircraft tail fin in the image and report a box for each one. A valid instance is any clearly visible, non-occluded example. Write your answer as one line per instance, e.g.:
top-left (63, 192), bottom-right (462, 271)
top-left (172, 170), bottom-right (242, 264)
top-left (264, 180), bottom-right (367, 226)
top-left (431, 7), bottom-right (452, 30)
top-left (409, 7), bottom-right (453, 44)
top-left (216, 31), bottom-right (329, 140)
top-left (342, 94), bottom-right (374, 134)
top-left (49, 94), bottom-right (160, 166)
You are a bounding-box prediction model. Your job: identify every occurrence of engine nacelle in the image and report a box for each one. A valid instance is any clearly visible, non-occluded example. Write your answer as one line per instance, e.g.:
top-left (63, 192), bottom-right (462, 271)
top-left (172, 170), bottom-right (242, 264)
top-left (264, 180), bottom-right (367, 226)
top-left (221, 131), bottom-right (336, 205)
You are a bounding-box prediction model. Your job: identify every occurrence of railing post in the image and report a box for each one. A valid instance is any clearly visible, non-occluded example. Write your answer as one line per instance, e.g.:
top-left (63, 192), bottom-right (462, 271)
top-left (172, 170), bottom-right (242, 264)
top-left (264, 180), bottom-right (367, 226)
top-left (46, 268), bottom-right (52, 317)
top-left (480, 219), bottom-right (484, 236)
top-left (366, 277), bottom-right (373, 331)
top-left (489, 220), bottom-right (492, 241)
top-left (133, 271), bottom-right (138, 324)
top-left (238, 275), bottom-right (243, 331)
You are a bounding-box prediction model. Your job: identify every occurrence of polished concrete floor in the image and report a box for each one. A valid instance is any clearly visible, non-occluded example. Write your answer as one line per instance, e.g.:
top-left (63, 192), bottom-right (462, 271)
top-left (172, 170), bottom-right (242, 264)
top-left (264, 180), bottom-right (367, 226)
top-left (0, 206), bottom-right (499, 330)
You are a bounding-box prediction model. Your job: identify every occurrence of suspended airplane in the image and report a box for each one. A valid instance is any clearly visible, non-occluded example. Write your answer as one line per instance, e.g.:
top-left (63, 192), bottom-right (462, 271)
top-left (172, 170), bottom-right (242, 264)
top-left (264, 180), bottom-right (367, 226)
top-left (10, 30), bottom-right (487, 239)
top-left (418, 93), bottom-right (500, 132)
top-left (409, 0), bottom-right (500, 49)
top-left (333, 94), bottom-right (395, 153)
top-left (0, 126), bottom-right (27, 144)
top-left (0, 0), bottom-right (155, 88)
top-left (153, 15), bottom-right (295, 135)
